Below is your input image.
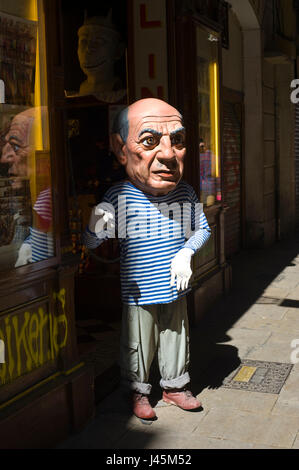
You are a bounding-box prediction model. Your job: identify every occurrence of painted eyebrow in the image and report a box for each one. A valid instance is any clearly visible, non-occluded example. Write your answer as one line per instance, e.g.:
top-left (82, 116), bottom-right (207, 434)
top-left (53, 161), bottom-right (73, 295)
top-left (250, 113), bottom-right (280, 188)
top-left (138, 128), bottom-right (163, 139)
top-left (8, 136), bottom-right (26, 149)
top-left (7, 135), bottom-right (24, 147)
top-left (8, 135), bottom-right (22, 142)
top-left (170, 127), bottom-right (186, 137)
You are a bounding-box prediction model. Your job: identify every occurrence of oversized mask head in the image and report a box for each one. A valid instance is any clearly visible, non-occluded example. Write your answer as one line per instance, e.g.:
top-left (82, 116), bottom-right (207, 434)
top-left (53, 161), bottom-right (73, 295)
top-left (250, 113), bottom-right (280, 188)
top-left (110, 98), bottom-right (186, 196)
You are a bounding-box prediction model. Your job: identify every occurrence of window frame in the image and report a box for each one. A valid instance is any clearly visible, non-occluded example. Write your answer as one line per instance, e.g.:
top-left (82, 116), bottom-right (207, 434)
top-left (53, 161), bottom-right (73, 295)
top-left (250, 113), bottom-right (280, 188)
top-left (0, 0), bottom-right (61, 281)
top-left (169, 10), bottom-right (224, 208)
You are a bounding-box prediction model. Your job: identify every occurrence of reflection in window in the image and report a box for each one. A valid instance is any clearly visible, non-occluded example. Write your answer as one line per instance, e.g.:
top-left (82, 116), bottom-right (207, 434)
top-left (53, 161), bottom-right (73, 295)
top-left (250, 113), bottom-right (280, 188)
top-left (197, 27), bottom-right (221, 206)
top-left (0, 0), bottom-right (53, 271)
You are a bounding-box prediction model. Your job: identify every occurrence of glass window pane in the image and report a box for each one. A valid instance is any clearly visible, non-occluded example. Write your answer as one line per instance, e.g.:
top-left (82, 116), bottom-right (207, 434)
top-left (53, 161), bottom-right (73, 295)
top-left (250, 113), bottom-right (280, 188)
top-left (196, 27), bottom-right (221, 207)
top-left (0, 0), bottom-right (54, 271)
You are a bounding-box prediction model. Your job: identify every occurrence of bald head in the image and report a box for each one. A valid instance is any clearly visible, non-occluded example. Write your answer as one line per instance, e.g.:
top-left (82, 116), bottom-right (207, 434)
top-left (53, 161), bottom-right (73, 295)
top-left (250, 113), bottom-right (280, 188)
top-left (112, 98), bottom-right (183, 143)
top-left (110, 98), bottom-right (186, 196)
top-left (128, 98), bottom-right (182, 122)
top-left (0, 107), bottom-right (47, 189)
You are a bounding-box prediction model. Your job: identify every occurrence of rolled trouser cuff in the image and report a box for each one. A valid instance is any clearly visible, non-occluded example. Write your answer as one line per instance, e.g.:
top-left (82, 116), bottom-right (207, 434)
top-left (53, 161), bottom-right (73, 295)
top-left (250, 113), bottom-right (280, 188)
top-left (121, 378), bottom-right (152, 395)
top-left (160, 372), bottom-right (190, 390)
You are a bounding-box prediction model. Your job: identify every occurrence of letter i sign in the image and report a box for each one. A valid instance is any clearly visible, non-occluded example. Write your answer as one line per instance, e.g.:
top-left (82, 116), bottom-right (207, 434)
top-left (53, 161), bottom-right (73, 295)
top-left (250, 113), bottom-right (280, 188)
top-left (139, 3), bottom-right (164, 100)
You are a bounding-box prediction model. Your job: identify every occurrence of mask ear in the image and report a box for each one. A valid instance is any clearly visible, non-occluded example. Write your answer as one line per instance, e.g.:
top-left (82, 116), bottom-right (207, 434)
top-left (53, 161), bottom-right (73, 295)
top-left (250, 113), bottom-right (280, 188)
top-left (110, 133), bottom-right (127, 166)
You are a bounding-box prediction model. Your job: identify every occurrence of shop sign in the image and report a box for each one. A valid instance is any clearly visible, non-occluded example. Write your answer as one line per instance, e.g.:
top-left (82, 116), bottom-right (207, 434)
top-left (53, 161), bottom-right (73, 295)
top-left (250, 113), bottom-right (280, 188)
top-left (133, 0), bottom-right (168, 100)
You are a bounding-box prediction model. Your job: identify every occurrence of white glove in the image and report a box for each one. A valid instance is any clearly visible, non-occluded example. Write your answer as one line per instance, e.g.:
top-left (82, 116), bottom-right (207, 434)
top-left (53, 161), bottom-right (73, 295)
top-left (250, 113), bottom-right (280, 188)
top-left (15, 243), bottom-right (32, 267)
top-left (88, 203), bottom-right (115, 235)
top-left (170, 248), bottom-right (193, 291)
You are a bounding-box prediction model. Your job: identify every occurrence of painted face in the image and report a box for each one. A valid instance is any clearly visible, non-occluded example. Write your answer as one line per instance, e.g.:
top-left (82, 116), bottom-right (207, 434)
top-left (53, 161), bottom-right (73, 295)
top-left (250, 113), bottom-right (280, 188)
top-left (78, 25), bottom-right (120, 76)
top-left (0, 113), bottom-right (33, 189)
top-left (121, 100), bottom-right (186, 196)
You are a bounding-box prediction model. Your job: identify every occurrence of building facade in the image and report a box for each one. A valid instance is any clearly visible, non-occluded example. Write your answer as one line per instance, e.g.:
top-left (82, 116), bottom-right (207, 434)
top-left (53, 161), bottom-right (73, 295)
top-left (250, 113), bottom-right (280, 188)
top-left (0, 0), bottom-right (297, 448)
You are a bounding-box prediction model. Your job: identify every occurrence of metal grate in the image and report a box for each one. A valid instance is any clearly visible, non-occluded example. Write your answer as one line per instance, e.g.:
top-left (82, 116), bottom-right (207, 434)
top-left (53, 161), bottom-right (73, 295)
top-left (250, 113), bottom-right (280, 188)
top-left (221, 359), bottom-right (293, 394)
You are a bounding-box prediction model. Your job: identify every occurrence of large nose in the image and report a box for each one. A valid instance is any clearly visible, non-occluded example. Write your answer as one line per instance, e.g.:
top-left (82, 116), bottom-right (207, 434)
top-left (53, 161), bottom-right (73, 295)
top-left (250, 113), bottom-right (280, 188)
top-left (1, 142), bottom-right (16, 163)
top-left (157, 136), bottom-right (176, 165)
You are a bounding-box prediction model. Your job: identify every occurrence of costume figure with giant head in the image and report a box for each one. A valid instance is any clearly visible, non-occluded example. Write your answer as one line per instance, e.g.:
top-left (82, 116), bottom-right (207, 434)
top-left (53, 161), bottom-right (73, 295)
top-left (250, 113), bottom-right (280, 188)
top-left (84, 98), bottom-right (211, 420)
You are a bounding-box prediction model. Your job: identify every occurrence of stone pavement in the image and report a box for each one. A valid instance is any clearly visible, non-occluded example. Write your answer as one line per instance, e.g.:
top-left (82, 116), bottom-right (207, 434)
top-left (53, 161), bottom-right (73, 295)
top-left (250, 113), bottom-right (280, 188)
top-left (57, 235), bottom-right (299, 450)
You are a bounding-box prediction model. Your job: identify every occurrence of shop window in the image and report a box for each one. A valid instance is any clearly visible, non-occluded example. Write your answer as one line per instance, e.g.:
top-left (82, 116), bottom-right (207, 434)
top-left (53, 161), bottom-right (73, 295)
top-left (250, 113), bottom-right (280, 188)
top-left (61, 1), bottom-right (128, 218)
top-left (60, 1), bottom-right (129, 320)
top-left (0, 0), bottom-right (54, 271)
top-left (196, 26), bottom-right (221, 207)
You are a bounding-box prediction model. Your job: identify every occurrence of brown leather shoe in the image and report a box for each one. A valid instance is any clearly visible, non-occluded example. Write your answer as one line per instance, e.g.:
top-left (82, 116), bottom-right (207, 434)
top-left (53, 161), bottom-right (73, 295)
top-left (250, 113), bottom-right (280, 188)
top-left (162, 388), bottom-right (202, 410)
top-left (132, 392), bottom-right (156, 419)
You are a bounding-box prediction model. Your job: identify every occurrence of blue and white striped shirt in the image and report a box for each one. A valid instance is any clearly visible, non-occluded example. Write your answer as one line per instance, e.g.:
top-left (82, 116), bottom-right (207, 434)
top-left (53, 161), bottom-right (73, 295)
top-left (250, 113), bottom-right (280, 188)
top-left (83, 180), bottom-right (211, 305)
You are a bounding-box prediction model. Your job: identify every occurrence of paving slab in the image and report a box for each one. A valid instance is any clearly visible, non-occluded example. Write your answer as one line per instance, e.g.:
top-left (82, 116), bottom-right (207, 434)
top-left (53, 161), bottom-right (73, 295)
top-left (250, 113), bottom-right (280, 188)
top-left (271, 274), bottom-right (299, 290)
top-left (126, 405), bottom-right (208, 434)
top-left (232, 307), bottom-right (289, 330)
top-left (234, 308), bottom-right (299, 334)
top-left (236, 303), bottom-right (289, 320)
top-left (246, 331), bottom-right (298, 363)
top-left (286, 286), bottom-right (299, 301)
top-left (271, 368), bottom-right (299, 417)
top-left (262, 286), bottom-right (291, 299)
top-left (57, 415), bottom-right (131, 449)
top-left (291, 433), bottom-right (299, 449)
top-left (219, 327), bottom-right (272, 358)
top-left (116, 428), bottom-right (249, 450)
top-left (192, 407), bottom-right (299, 448)
top-left (269, 308), bottom-right (299, 333)
top-left (199, 387), bottom-right (278, 414)
top-left (120, 434), bottom-right (256, 449)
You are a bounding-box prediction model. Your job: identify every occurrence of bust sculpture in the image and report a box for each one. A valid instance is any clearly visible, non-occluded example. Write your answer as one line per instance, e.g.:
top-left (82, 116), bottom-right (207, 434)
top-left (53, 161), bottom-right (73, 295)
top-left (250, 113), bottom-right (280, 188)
top-left (77, 10), bottom-right (126, 103)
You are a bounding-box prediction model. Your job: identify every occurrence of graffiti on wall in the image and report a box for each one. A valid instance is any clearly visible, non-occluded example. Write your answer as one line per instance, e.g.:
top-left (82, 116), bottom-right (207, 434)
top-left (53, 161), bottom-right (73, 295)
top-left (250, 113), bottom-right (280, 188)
top-left (0, 289), bottom-right (68, 386)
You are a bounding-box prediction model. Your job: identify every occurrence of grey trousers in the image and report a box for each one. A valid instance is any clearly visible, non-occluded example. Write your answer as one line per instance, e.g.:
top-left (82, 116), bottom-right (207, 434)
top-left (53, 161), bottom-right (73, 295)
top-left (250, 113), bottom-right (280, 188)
top-left (119, 296), bottom-right (190, 395)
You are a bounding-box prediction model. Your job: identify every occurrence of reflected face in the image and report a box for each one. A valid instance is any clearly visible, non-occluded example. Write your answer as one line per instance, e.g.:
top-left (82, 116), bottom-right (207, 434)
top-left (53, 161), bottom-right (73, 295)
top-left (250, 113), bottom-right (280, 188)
top-left (121, 100), bottom-right (186, 196)
top-left (0, 113), bottom-right (33, 189)
top-left (78, 25), bottom-right (120, 75)
top-left (199, 142), bottom-right (206, 153)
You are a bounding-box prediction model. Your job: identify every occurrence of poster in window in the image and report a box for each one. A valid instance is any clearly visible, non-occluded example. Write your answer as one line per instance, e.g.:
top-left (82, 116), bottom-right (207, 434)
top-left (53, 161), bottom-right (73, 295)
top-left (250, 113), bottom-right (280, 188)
top-left (0, 12), bottom-right (37, 106)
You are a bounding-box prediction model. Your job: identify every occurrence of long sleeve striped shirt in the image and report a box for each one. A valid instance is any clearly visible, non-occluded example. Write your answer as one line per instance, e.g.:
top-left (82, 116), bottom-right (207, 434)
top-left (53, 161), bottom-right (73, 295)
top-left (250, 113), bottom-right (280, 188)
top-left (83, 180), bottom-right (211, 305)
top-left (24, 188), bottom-right (54, 262)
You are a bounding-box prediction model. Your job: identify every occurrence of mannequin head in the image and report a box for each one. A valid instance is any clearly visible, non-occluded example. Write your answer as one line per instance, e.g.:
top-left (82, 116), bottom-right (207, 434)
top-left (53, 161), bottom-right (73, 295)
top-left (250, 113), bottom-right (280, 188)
top-left (110, 98), bottom-right (186, 196)
top-left (77, 12), bottom-right (124, 94)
